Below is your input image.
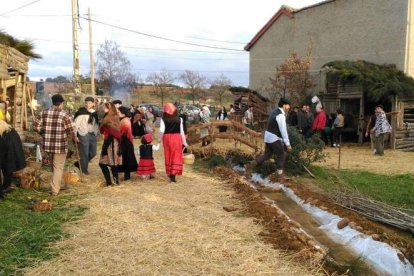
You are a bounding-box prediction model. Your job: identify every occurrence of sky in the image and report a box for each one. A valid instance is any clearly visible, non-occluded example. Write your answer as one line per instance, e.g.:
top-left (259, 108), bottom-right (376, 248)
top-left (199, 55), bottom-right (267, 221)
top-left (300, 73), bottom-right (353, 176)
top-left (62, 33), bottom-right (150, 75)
top-left (0, 0), bottom-right (322, 87)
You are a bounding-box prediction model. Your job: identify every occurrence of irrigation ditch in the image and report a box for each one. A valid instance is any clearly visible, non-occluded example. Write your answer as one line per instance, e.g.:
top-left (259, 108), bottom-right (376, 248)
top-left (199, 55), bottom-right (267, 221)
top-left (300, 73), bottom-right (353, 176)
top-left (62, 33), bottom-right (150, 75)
top-left (192, 147), bottom-right (414, 275)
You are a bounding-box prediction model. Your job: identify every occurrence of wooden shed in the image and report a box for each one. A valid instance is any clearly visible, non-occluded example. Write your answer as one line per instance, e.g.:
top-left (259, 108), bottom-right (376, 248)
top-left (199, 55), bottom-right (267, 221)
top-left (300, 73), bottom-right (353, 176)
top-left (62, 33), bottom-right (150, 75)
top-left (0, 44), bottom-right (31, 137)
top-left (320, 78), bottom-right (413, 150)
top-left (229, 87), bottom-right (271, 130)
top-left (319, 80), bottom-right (365, 143)
top-left (394, 97), bottom-right (414, 151)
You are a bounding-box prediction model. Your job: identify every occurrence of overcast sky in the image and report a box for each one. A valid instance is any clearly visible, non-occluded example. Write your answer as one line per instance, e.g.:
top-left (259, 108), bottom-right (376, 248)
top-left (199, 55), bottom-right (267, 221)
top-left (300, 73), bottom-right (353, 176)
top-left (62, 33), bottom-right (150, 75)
top-left (1, 0), bottom-right (322, 86)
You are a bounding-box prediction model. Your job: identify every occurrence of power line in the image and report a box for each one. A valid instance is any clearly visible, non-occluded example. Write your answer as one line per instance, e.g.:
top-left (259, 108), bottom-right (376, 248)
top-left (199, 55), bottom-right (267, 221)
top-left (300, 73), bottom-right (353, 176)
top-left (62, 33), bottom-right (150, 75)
top-left (83, 12), bottom-right (248, 46)
top-left (185, 35), bottom-right (247, 45)
top-left (23, 36), bottom-right (404, 62)
top-left (134, 69), bottom-right (248, 73)
top-left (24, 37), bottom-right (248, 55)
top-left (0, 14), bottom-right (70, 17)
top-left (79, 16), bottom-right (245, 52)
top-left (0, 0), bottom-right (42, 16)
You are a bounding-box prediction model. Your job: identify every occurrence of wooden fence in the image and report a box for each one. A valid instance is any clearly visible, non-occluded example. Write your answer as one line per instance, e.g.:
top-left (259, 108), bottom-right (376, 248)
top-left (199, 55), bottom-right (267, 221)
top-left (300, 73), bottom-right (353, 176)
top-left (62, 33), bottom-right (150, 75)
top-left (187, 120), bottom-right (263, 153)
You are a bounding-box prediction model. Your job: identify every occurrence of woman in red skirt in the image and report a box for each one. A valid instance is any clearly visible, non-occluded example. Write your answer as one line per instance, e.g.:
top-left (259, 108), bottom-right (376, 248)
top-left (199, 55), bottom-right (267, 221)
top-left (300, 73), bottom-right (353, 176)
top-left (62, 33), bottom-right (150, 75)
top-left (137, 133), bottom-right (160, 180)
top-left (159, 103), bottom-right (188, 183)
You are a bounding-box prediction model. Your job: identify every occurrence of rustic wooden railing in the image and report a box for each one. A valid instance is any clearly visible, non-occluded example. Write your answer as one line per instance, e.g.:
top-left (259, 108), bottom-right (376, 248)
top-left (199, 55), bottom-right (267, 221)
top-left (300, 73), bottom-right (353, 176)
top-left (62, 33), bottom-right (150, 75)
top-left (187, 120), bottom-right (262, 152)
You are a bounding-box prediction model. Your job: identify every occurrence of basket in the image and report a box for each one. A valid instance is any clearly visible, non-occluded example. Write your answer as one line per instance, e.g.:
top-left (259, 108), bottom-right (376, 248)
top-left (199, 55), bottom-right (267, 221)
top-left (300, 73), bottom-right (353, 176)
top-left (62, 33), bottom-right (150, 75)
top-left (63, 171), bottom-right (80, 185)
top-left (183, 148), bottom-right (195, 165)
top-left (26, 157), bottom-right (42, 169)
top-left (32, 200), bottom-right (53, 212)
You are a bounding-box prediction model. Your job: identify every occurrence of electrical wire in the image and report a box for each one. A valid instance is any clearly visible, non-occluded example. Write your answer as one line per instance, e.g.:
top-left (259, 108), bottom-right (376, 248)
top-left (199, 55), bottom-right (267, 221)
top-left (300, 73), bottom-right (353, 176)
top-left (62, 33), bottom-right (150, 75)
top-left (0, 14), bottom-right (70, 17)
top-left (79, 16), bottom-right (245, 52)
top-left (0, 0), bottom-right (42, 16)
top-left (24, 37), bottom-right (247, 55)
top-left (23, 36), bottom-right (404, 62)
top-left (184, 35), bottom-right (246, 45)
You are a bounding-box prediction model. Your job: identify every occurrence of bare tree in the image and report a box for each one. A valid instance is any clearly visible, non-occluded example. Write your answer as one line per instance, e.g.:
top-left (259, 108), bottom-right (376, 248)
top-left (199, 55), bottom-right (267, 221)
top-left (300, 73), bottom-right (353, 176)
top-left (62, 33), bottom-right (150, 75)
top-left (179, 70), bottom-right (207, 105)
top-left (146, 68), bottom-right (175, 106)
top-left (268, 48), bottom-right (314, 106)
top-left (211, 74), bottom-right (232, 106)
top-left (96, 40), bottom-right (136, 96)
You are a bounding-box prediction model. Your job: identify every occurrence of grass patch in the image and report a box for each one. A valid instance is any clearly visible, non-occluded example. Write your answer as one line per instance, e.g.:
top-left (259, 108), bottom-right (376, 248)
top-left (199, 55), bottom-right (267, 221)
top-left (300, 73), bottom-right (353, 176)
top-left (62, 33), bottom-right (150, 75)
top-left (310, 166), bottom-right (414, 212)
top-left (0, 188), bottom-right (86, 275)
top-left (191, 158), bottom-right (212, 174)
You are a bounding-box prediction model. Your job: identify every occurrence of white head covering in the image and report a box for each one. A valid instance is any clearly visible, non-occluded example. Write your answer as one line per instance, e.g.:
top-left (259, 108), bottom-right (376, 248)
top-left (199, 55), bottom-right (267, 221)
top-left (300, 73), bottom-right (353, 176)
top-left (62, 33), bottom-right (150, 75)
top-left (202, 105), bottom-right (210, 115)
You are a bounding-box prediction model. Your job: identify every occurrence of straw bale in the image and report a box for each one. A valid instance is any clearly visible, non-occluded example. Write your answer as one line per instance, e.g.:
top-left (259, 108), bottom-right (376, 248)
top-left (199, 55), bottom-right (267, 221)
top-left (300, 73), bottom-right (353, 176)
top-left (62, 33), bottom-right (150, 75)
top-left (24, 144), bottom-right (316, 275)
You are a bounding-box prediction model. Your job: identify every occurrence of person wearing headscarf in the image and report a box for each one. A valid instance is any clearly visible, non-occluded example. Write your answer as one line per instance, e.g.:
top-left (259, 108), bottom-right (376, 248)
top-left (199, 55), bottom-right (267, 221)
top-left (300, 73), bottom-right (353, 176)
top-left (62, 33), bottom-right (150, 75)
top-left (137, 133), bottom-right (160, 180)
top-left (118, 106), bottom-right (138, 181)
top-left (159, 103), bottom-right (188, 183)
top-left (200, 105), bottom-right (211, 146)
top-left (73, 96), bottom-right (99, 174)
top-left (373, 104), bottom-right (392, 156)
top-left (99, 102), bottom-right (122, 186)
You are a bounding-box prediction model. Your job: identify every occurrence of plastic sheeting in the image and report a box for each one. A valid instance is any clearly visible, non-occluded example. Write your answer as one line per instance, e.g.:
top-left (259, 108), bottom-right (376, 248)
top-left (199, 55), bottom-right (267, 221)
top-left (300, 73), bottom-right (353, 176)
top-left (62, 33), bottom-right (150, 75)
top-left (251, 173), bottom-right (414, 276)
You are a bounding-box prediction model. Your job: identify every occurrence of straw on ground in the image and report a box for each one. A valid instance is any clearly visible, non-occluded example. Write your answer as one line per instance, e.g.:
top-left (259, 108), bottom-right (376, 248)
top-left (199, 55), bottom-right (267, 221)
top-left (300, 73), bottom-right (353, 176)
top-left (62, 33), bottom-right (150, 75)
top-left (25, 144), bottom-right (316, 275)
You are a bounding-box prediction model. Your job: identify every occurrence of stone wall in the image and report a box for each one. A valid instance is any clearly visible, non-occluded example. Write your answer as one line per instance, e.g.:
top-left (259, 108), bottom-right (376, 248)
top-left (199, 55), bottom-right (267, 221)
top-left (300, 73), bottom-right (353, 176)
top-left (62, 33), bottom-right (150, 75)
top-left (248, 0), bottom-right (409, 92)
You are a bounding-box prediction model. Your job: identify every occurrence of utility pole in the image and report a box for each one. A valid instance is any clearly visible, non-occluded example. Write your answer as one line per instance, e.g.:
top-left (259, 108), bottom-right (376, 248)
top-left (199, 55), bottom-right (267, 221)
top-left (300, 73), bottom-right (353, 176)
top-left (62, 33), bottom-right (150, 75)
top-left (88, 8), bottom-right (95, 96)
top-left (72, 0), bottom-right (81, 94)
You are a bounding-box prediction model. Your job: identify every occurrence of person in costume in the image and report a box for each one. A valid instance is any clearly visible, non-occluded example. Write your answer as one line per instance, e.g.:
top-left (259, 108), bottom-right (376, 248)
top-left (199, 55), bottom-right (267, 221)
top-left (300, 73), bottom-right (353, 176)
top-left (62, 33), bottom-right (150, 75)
top-left (118, 106), bottom-right (137, 181)
top-left (99, 102), bottom-right (122, 186)
top-left (137, 133), bottom-right (160, 180)
top-left (159, 103), bottom-right (188, 183)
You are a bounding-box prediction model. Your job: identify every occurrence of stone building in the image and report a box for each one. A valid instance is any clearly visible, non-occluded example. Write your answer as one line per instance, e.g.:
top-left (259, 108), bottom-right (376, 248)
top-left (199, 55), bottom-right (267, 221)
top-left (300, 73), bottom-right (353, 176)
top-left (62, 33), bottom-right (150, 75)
top-left (245, 0), bottom-right (414, 92)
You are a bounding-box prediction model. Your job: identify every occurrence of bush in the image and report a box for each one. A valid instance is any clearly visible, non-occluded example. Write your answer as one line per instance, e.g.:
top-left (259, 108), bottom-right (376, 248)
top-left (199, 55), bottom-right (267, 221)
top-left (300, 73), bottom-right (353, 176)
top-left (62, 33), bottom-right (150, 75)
top-left (285, 126), bottom-right (325, 175)
top-left (252, 161), bottom-right (277, 177)
top-left (226, 150), bottom-right (253, 166)
top-left (208, 155), bottom-right (229, 169)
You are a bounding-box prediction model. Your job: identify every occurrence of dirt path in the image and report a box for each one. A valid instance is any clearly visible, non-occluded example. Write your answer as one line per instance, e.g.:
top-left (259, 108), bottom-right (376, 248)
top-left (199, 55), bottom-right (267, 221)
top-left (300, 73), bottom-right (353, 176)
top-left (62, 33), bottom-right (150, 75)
top-left (25, 142), bottom-right (316, 275)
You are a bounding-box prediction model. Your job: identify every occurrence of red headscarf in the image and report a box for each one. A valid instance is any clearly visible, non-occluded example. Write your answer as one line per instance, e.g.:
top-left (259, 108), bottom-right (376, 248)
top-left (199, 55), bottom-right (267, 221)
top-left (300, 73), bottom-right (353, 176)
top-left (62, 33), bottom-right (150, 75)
top-left (163, 103), bottom-right (176, 115)
top-left (143, 133), bottom-right (153, 143)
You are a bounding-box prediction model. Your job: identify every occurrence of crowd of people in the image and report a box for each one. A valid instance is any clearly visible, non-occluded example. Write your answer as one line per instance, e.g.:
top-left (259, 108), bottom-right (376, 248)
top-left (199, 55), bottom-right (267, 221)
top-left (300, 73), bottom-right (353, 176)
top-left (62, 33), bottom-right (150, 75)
top-left (31, 96), bottom-right (189, 196)
top-left (0, 93), bottom-right (393, 197)
top-left (286, 103), bottom-right (391, 155)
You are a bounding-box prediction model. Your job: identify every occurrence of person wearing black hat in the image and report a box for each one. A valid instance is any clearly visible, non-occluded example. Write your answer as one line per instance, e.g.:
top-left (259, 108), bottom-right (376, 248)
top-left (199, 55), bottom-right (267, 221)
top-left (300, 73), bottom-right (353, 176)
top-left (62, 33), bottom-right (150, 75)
top-left (247, 98), bottom-right (292, 182)
top-left (112, 100), bottom-right (122, 111)
top-left (74, 96), bottom-right (99, 174)
top-left (373, 104), bottom-right (391, 156)
top-left (34, 94), bottom-right (78, 196)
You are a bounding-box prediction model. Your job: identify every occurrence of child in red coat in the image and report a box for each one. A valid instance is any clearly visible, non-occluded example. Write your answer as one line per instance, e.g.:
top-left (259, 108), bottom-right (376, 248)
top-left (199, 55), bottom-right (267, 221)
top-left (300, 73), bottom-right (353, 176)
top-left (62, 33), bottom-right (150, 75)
top-left (137, 133), bottom-right (160, 180)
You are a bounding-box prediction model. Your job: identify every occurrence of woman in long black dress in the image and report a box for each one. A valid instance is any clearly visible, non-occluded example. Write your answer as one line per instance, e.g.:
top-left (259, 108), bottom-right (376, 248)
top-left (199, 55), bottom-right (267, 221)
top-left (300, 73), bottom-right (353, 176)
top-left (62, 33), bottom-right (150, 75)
top-left (118, 106), bottom-right (138, 180)
top-left (132, 107), bottom-right (146, 138)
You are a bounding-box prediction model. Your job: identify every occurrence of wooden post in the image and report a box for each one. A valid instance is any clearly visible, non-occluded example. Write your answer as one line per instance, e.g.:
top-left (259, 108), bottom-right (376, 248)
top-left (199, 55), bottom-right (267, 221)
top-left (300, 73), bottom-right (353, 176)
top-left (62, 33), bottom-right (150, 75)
top-left (22, 81), bottom-right (27, 130)
top-left (358, 95), bottom-right (364, 144)
top-left (13, 74), bottom-right (19, 128)
top-left (26, 86), bottom-right (35, 121)
top-left (88, 8), bottom-right (95, 96)
top-left (337, 134), bottom-right (342, 170)
top-left (1, 79), bottom-right (4, 100)
top-left (391, 96), bottom-right (397, 150)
